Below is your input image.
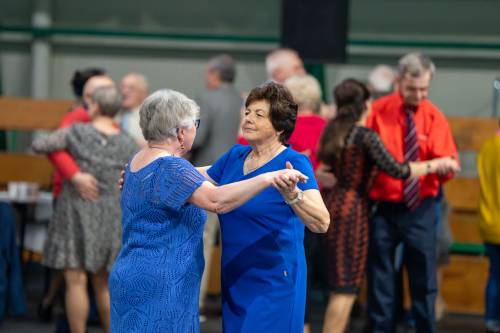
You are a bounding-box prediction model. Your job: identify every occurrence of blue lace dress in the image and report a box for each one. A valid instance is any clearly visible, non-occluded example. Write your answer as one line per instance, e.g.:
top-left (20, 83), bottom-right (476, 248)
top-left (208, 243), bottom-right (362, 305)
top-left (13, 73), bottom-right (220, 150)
top-left (109, 157), bottom-right (207, 333)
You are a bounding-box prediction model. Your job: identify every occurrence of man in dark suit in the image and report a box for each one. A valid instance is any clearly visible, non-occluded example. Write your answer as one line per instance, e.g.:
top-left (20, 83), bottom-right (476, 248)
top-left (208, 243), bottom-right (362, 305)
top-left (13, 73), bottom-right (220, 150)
top-left (191, 54), bottom-right (243, 313)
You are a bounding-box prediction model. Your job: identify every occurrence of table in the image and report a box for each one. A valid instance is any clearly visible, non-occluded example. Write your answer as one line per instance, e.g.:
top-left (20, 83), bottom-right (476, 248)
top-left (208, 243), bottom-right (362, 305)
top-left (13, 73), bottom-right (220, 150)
top-left (0, 192), bottom-right (53, 258)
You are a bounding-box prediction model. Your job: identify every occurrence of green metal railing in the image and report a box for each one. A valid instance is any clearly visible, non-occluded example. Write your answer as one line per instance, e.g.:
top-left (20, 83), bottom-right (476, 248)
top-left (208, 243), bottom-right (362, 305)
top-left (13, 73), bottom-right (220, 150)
top-left (2, 24), bottom-right (500, 51)
top-left (0, 25), bottom-right (278, 43)
top-left (450, 242), bottom-right (485, 256)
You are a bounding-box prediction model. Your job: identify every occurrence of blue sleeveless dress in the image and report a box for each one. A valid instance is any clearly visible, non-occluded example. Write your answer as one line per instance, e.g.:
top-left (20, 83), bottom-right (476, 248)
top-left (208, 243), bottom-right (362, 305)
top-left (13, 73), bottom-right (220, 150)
top-left (207, 145), bottom-right (318, 333)
top-left (109, 157), bottom-right (206, 332)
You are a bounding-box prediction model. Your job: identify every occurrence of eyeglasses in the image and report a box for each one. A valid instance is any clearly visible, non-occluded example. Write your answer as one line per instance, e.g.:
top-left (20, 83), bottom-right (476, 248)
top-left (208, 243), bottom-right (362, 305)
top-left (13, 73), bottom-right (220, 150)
top-left (176, 119), bottom-right (200, 133)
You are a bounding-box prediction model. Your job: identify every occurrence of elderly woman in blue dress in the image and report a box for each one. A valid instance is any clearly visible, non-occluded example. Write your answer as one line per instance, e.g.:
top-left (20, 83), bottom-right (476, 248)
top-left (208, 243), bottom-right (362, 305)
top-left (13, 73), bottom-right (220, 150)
top-left (109, 88), bottom-right (309, 332)
top-left (198, 82), bottom-right (330, 332)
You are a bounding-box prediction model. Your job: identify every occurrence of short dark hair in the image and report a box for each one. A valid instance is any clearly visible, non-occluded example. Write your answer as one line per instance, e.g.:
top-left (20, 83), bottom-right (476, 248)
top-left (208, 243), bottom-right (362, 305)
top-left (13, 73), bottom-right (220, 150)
top-left (207, 54), bottom-right (236, 83)
top-left (245, 82), bottom-right (298, 144)
top-left (71, 68), bottom-right (106, 98)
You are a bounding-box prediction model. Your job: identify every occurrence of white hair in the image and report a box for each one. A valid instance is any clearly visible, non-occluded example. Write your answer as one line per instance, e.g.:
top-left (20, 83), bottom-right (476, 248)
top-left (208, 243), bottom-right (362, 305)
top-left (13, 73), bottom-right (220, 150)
top-left (265, 48), bottom-right (301, 79)
top-left (123, 72), bottom-right (150, 92)
top-left (139, 89), bottom-right (199, 142)
top-left (368, 65), bottom-right (396, 93)
top-left (284, 74), bottom-right (322, 113)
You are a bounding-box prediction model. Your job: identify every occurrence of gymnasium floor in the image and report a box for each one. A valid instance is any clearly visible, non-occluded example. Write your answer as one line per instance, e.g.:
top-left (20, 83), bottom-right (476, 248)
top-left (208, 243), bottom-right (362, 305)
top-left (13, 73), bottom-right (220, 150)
top-left (0, 263), bottom-right (485, 333)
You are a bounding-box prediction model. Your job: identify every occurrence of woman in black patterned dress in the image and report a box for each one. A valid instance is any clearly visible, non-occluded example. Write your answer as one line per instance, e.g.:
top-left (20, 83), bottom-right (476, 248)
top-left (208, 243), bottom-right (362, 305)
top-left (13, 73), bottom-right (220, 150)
top-left (317, 79), bottom-right (458, 333)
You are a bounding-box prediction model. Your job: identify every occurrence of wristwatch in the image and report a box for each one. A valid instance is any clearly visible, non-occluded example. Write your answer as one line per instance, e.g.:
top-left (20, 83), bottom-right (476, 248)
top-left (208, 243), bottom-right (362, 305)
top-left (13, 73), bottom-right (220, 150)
top-left (285, 189), bottom-right (304, 205)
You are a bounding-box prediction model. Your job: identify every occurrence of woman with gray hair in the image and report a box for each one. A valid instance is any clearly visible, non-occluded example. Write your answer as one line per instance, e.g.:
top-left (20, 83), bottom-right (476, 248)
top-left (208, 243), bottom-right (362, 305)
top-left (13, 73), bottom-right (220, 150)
top-left (32, 85), bottom-right (138, 333)
top-left (284, 74), bottom-right (327, 171)
top-left (109, 89), bottom-right (308, 332)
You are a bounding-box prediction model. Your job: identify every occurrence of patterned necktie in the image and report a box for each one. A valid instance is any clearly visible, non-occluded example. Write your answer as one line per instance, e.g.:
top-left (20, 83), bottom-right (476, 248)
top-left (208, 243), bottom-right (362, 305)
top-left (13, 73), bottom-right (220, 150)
top-left (403, 108), bottom-right (420, 211)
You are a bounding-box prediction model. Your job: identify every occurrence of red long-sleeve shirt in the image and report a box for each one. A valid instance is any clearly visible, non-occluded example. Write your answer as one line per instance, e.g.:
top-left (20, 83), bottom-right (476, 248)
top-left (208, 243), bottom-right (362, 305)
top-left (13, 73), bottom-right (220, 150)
top-left (287, 114), bottom-right (326, 172)
top-left (366, 92), bottom-right (458, 203)
top-left (48, 106), bottom-right (90, 197)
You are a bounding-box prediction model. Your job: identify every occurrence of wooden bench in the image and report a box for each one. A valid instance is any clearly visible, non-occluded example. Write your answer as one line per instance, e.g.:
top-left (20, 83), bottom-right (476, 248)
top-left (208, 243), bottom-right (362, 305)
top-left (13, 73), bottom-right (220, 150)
top-left (0, 97), bottom-right (73, 188)
top-left (441, 116), bottom-right (498, 314)
top-left (0, 97), bottom-right (73, 260)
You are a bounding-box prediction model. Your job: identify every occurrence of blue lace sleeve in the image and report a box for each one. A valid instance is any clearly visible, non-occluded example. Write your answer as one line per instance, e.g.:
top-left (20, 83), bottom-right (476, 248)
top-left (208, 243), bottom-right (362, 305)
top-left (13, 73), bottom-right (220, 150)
top-left (156, 158), bottom-right (206, 211)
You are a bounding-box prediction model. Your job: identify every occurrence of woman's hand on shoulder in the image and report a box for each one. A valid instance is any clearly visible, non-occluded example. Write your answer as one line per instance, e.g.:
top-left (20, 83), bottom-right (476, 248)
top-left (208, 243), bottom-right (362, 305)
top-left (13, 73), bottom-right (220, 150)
top-left (314, 164), bottom-right (337, 190)
top-left (118, 165), bottom-right (127, 190)
top-left (315, 164), bottom-right (336, 189)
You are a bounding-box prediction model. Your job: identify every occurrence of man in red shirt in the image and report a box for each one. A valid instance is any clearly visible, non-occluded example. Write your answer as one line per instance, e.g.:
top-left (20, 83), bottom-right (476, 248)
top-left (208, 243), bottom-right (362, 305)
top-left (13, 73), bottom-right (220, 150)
top-left (366, 53), bottom-right (458, 333)
top-left (49, 75), bottom-right (115, 200)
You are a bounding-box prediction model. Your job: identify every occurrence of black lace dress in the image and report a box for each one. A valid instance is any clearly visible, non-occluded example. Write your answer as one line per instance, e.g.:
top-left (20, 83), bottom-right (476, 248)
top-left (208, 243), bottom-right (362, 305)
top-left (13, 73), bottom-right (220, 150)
top-left (323, 126), bottom-right (411, 293)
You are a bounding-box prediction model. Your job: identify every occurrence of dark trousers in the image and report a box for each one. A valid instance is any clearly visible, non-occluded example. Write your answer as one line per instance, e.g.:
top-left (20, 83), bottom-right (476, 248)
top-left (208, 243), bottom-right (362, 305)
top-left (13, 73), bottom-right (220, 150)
top-left (485, 243), bottom-right (500, 328)
top-left (367, 198), bottom-right (437, 333)
top-left (304, 229), bottom-right (327, 324)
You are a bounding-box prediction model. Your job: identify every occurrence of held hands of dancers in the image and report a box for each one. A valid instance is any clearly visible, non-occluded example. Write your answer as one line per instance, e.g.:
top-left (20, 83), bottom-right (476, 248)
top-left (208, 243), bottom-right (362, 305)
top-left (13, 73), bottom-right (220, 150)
top-left (426, 156), bottom-right (461, 176)
top-left (271, 161), bottom-right (308, 204)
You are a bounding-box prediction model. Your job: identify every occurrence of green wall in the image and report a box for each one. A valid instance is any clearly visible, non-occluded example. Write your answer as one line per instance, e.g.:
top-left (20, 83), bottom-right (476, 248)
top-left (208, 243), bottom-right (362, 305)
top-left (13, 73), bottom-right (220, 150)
top-left (1, 0), bottom-right (500, 115)
top-left (3, 0), bottom-right (499, 40)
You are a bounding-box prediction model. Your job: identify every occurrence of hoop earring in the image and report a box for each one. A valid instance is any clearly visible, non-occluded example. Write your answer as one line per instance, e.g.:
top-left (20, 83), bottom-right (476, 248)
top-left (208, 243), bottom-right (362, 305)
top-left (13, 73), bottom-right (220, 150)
top-left (178, 140), bottom-right (185, 151)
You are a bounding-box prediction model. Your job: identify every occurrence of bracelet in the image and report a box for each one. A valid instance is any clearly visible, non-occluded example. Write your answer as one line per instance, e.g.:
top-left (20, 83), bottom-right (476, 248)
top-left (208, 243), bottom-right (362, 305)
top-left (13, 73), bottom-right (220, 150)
top-left (426, 162), bottom-right (431, 174)
top-left (285, 189), bottom-right (304, 205)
